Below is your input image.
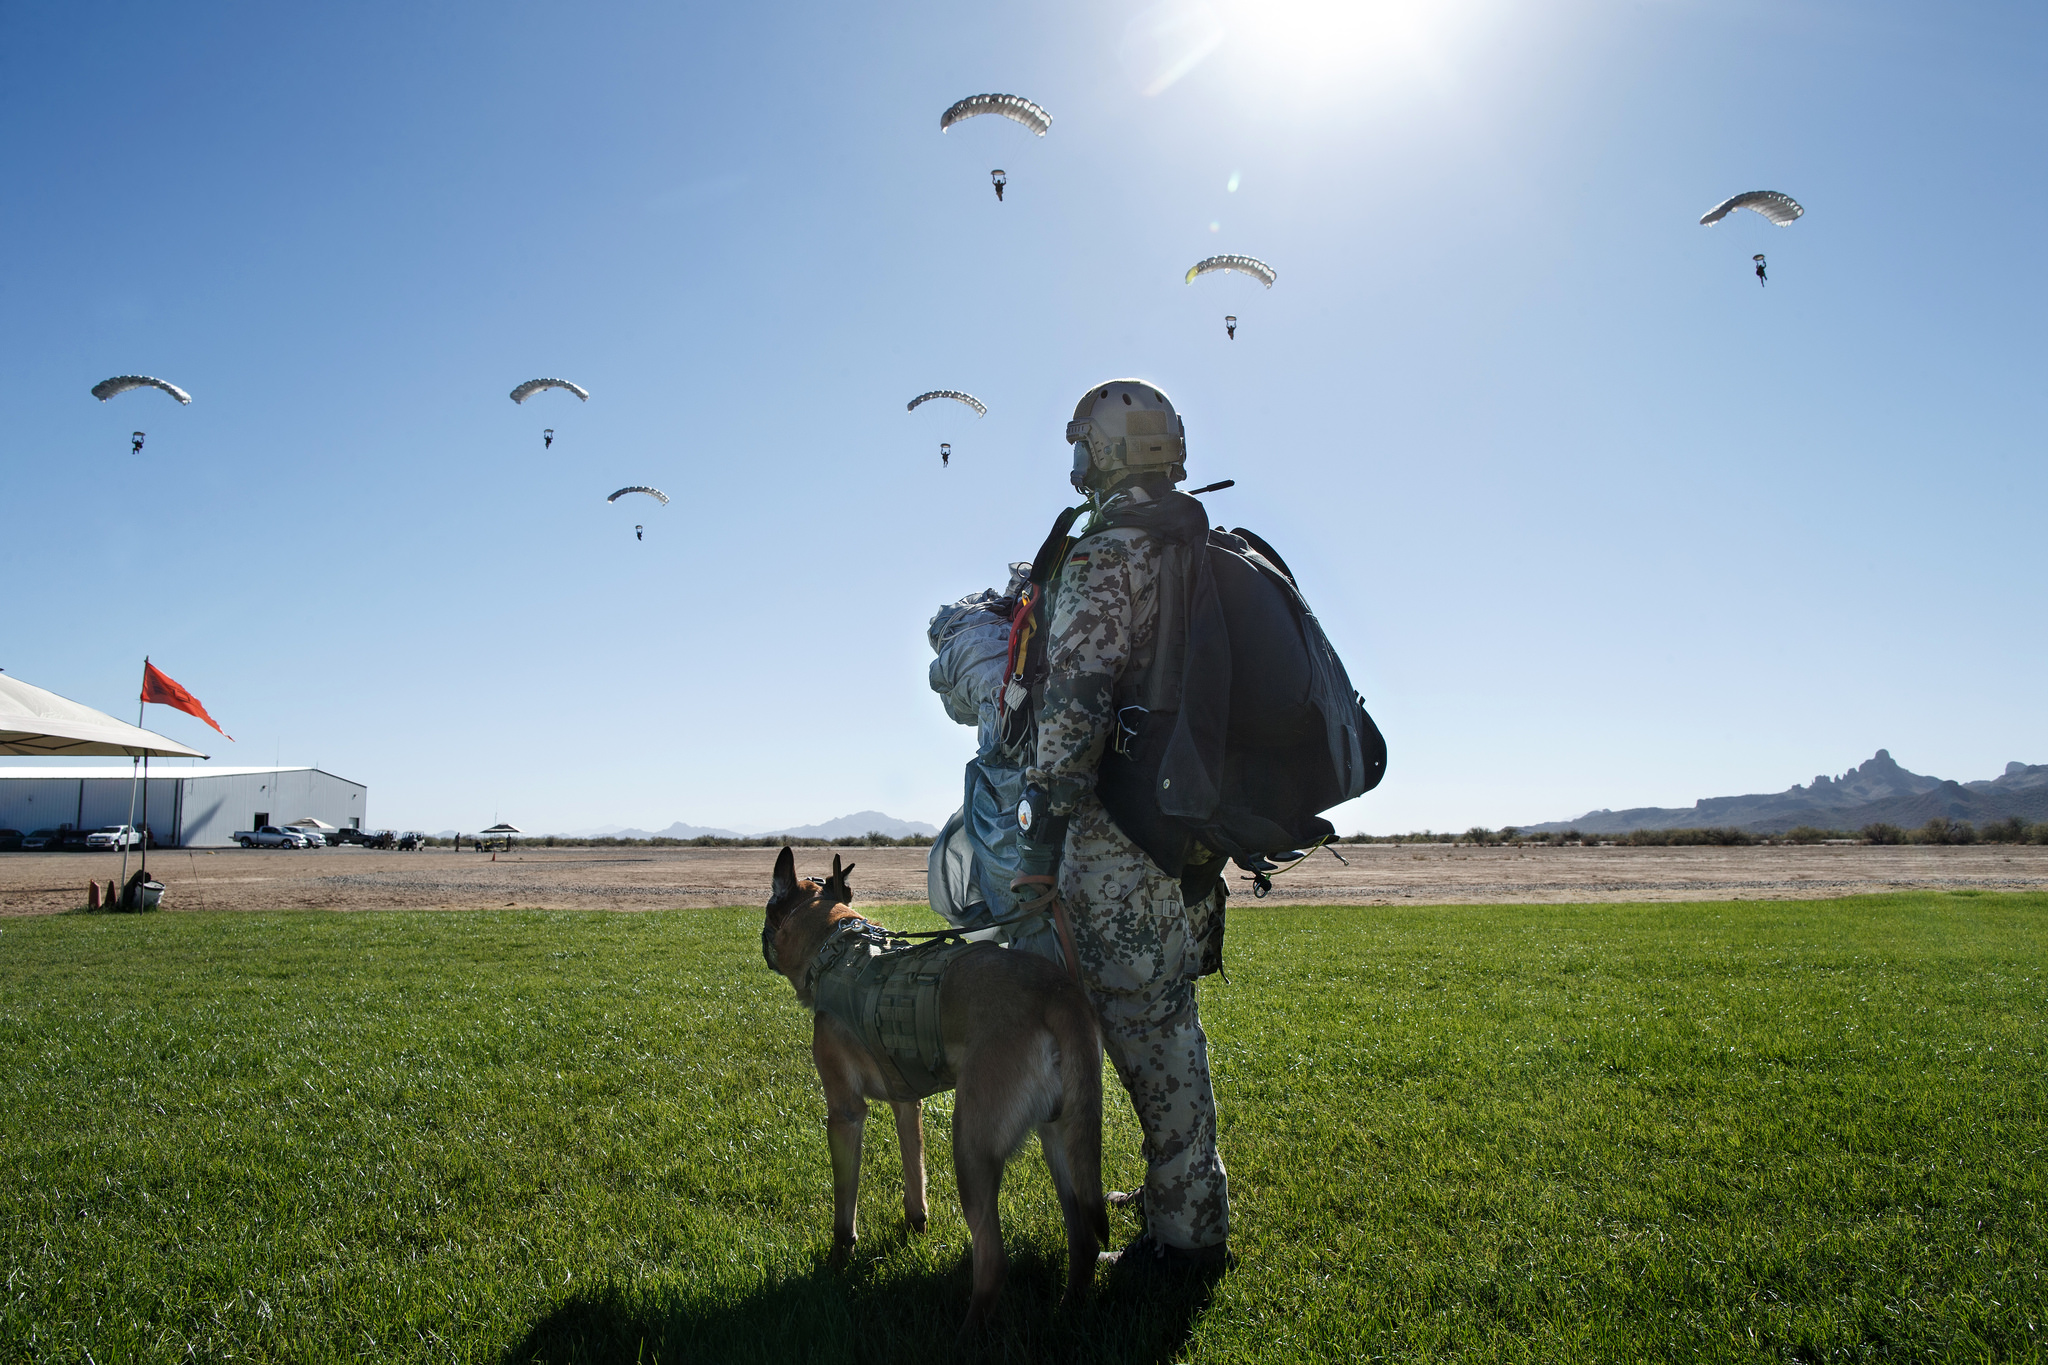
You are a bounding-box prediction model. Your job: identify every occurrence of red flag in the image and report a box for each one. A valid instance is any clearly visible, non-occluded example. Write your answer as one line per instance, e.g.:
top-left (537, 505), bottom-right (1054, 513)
top-left (141, 660), bottom-right (233, 740)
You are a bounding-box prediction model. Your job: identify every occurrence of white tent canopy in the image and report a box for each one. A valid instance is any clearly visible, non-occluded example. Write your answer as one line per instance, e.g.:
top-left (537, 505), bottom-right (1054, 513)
top-left (0, 672), bottom-right (207, 759)
top-left (289, 816), bottom-right (339, 831)
top-left (479, 823), bottom-right (522, 834)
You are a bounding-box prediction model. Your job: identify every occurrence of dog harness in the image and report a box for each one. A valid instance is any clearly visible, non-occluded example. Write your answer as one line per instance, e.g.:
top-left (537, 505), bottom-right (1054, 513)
top-left (803, 918), bottom-right (973, 1103)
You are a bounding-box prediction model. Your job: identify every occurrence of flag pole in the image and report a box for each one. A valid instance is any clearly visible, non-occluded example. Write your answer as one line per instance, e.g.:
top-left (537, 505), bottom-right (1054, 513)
top-left (121, 659), bottom-right (145, 902)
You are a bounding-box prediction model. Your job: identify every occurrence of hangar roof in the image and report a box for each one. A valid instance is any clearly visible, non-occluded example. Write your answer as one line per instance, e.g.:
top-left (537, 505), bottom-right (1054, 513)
top-left (0, 765), bottom-right (360, 783)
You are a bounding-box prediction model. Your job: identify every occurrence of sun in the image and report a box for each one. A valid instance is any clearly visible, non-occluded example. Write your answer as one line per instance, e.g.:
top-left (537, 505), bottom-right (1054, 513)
top-left (1124, 0), bottom-right (1497, 103)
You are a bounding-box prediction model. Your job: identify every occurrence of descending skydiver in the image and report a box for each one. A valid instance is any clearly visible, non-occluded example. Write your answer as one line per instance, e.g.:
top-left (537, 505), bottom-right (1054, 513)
top-left (991, 169), bottom-right (1006, 202)
top-left (1754, 254), bottom-right (1768, 287)
top-left (635, 525), bottom-right (643, 541)
top-left (942, 442), bottom-right (951, 468)
top-left (131, 431), bottom-right (145, 454)
top-left (544, 428), bottom-right (554, 449)
top-left (1224, 316), bottom-right (1236, 340)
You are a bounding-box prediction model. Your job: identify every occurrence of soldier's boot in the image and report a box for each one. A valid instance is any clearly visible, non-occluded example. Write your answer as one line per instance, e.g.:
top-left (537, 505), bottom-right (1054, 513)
top-left (1099, 1230), bottom-right (1232, 1275)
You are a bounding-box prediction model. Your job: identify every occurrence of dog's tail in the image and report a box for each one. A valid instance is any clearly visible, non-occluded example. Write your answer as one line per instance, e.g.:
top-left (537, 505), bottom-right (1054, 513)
top-left (1052, 988), bottom-right (1110, 1245)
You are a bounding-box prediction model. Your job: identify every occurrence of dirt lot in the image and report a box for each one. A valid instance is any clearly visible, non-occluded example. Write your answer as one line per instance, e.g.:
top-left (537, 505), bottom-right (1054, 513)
top-left (4, 842), bottom-right (2047, 916)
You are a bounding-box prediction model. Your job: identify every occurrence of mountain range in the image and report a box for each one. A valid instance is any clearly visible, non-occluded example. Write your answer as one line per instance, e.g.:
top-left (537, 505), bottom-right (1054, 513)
top-left (1524, 750), bottom-right (2048, 835)
top-left (552, 810), bottom-right (939, 840)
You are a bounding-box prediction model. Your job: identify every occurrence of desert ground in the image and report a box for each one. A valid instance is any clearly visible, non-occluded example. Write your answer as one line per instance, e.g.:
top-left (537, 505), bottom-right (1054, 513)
top-left (5, 840), bottom-right (2047, 916)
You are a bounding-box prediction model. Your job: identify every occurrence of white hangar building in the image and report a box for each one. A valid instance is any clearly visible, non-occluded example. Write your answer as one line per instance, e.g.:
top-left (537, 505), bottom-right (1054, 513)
top-left (0, 765), bottom-right (367, 847)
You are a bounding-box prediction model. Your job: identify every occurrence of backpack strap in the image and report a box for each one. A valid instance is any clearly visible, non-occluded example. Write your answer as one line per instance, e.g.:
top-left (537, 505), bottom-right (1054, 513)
top-left (996, 504), bottom-right (1087, 749)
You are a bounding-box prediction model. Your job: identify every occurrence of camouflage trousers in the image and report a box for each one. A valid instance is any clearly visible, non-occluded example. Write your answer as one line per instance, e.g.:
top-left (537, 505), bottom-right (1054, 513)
top-left (1060, 793), bottom-right (1230, 1250)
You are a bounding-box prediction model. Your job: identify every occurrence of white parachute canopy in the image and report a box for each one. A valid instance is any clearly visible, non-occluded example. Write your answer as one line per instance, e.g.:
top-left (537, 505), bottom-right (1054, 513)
top-left (1184, 255), bottom-right (1276, 288)
top-left (510, 378), bottom-right (590, 404)
top-left (1699, 191), bottom-right (1804, 227)
top-left (91, 375), bottom-right (191, 405)
top-left (940, 94), bottom-right (1052, 136)
top-left (607, 485), bottom-right (668, 505)
top-left (907, 390), bottom-right (987, 417)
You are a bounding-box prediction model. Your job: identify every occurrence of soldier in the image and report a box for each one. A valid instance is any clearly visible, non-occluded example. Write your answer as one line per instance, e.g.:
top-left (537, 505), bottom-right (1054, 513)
top-left (1011, 379), bottom-right (1231, 1272)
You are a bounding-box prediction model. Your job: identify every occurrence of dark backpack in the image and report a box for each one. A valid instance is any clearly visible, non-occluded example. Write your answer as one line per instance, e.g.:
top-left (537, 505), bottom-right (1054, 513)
top-left (1003, 491), bottom-right (1386, 878)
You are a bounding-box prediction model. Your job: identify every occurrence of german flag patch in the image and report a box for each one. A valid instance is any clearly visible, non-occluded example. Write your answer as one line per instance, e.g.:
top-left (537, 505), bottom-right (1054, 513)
top-left (1067, 551), bottom-right (1092, 571)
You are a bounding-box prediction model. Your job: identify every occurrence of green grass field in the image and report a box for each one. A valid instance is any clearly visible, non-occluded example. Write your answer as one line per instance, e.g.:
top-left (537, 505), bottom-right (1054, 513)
top-left (1, 893), bottom-right (2042, 1363)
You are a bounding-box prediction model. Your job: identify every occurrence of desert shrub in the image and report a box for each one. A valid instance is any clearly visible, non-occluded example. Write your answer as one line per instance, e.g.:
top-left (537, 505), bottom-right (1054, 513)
top-left (1977, 816), bottom-right (2028, 844)
top-left (1780, 826), bottom-right (1852, 844)
top-left (1912, 817), bottom-right (1975, 846)
top-left (1615, 828), bottom-right (1755, 847)
top-left (414, 832), bottom-right (935, 850)
top-left (1862, 823), bottom-right (1904, 845)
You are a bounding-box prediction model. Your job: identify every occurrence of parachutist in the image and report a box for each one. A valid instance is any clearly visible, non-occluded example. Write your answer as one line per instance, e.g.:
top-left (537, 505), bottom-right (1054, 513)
top-left (941, 442), bottom-right (951, 468)
top-left (991, 169), bottom-right (1007, 202)
top-left (1754, 254), bottom-right (1768, 287)
top-left (543, 428), bottom-right (554, 449)
top-left (635, 525), bottom-right (643, 541)
top-left (130, 431), bottom-right (145, 454)
top-left (1224, 315), bottom-right (1237, 340)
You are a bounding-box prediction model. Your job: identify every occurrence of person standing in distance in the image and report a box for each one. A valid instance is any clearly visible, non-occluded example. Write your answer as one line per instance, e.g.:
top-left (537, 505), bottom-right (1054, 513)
top-left (1011, 379), bottom-right (1231, 1271)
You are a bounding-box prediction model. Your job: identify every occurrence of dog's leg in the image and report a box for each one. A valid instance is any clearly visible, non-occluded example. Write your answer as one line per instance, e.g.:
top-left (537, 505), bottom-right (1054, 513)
top-left (1045, 997), bottom-right (1108, 1309)
top-left (952, 1088), bottom-right (1015, 1338)
top-left (1040, 1113), bottom-right (1104, 1309)
top-left (816, 1025), bottom-right (868, 1268)
top-left (891, 1100), bottom-right (929, 1234)
top-left (826, 1093), bottom-right (867, 1267)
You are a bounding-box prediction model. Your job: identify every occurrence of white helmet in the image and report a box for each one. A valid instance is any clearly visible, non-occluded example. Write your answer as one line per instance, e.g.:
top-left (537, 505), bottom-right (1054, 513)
top-left (1065, 379), bottom-right (1186, 493)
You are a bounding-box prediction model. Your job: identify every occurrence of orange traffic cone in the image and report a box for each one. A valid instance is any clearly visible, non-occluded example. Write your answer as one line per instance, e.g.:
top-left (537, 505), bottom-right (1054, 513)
top-left (88, 881), bottom-right (100, 910)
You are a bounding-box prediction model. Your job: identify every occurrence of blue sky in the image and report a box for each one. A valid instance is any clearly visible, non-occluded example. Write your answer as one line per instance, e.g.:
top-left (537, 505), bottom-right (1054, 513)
top-left (4, 0), bottom-right (2043, 835)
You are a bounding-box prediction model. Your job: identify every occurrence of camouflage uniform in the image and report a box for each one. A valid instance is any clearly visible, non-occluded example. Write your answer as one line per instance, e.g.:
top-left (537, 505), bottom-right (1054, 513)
top-left (1027, 509), bottom-right (1232, 1252)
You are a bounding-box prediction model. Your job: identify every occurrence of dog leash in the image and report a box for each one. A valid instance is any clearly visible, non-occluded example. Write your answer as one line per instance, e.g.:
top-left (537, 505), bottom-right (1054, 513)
top-left (883, 891), bottom-right (1084, 985)
top-left (1009, 876), bottom-right (1085, 985)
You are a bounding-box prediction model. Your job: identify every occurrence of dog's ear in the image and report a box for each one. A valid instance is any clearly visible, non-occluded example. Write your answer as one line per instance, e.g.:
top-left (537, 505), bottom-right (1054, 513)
top-left (770, 846), bottom-right (799, 909)
top-left (823, 853), bottom-right (857, 905)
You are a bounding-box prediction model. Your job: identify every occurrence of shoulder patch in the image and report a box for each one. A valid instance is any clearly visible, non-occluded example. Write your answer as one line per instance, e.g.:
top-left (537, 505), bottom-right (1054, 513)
top-left (1067, 551), bottom-right (1092, 569)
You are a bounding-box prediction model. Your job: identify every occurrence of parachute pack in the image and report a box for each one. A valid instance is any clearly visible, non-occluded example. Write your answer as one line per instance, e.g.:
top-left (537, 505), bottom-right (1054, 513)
top-left (999, 491), bottom-right (1385, 878)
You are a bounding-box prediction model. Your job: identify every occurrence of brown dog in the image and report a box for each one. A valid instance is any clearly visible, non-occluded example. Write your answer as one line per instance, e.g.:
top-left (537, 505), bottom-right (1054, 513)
top-left (762, 847), bottom-right (1109, 1334)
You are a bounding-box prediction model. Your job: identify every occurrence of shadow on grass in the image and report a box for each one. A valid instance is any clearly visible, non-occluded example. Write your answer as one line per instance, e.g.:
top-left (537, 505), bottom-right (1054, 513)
top-left (505, 1238), bottom-right (1219, 1365)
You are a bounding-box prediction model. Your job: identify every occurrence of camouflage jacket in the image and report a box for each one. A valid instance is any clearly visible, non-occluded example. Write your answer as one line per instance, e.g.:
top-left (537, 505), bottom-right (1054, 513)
top-left (1026, 519), bottom-right (1161, 816)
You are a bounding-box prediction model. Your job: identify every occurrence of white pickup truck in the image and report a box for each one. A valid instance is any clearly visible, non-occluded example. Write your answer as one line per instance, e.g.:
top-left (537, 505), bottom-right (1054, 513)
top-left (85, 824), bottom-right (149, 850)
top-left (235, 825), bottom-right (309, 849)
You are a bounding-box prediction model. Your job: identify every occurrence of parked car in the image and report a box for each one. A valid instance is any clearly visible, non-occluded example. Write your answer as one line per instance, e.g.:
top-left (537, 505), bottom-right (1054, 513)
top-left (21, 828), bottom-right (67, 850)
top-left (0, 829), bottom-right (23, 851)
top-left (85, 825), bottom-right (152, 851)
top-left (397, 831), bottom-right (426, 851)
top-left (234, 825), bottom-right (309, 849)
top-left (285, 825), bottom-right (329, 847)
